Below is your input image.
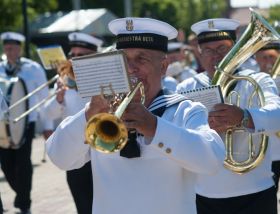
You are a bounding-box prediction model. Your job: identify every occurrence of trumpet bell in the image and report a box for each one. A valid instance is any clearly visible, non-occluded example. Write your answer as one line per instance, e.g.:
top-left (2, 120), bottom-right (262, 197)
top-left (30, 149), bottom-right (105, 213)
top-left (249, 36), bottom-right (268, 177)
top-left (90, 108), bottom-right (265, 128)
top-left (85, 113), bottom-right (128, 153)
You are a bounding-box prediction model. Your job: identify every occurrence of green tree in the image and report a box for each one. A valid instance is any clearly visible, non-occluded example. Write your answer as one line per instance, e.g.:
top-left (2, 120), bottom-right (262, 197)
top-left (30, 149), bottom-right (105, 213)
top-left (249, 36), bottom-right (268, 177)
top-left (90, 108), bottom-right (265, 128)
top-left (268, 4), bottom-right (280, 22)
top-left (268, 4), bottom-right (280, 30)
top-left (0, 0), bottom-right (58, 32)
top-left (134, 0), bottom-right (227, 37)
top-left (57, 0), bottom-right (125, 17)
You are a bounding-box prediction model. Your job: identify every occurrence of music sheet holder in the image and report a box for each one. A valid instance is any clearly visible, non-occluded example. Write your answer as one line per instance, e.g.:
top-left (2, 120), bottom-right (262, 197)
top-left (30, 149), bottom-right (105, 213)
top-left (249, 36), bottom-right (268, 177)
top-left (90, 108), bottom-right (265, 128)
top-left (37, 45), bottom-right (67, 70)
top-left (71, 50), bottom-right (131, 98)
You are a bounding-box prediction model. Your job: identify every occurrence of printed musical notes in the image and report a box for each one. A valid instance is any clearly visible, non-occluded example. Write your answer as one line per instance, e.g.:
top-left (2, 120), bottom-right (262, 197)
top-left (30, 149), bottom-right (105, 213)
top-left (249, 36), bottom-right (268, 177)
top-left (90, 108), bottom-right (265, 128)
top-left (71, 50), bottom-right (130, 98)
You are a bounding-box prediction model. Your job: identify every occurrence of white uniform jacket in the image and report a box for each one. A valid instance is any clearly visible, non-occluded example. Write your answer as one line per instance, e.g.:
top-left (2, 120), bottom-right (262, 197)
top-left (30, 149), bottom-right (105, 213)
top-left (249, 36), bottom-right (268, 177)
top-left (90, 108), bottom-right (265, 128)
top-left (44, 88), bottom-right (88, 120)
top-left (177, 69), bottom-right (280, 198)
top-left (0, 88), bottom-right (8, 119)
top-left (47, 97), bottom-right (225, 214)
top-left (0, 57), bottom-right (53, 129)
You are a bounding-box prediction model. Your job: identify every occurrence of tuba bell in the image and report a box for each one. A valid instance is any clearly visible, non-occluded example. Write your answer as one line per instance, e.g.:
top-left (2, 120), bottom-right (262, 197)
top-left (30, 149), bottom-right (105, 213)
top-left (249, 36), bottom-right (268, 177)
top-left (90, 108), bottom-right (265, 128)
top-left (212, 8), bottom-right (280, 174)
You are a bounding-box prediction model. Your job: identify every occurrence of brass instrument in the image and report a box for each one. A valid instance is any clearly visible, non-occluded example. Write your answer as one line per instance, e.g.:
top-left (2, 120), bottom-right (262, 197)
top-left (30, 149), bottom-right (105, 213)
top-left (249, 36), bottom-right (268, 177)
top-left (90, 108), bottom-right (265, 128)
top-left (85, 81), bottom-right (145, 153)
top-left (271, 55), bottom-right (280, 79)
top-left (270, 56), bottom-right (280, 138)
top-left (212, 8), bottom-right (280, 174)
top-left (8, 60), bottom-right (74, 123)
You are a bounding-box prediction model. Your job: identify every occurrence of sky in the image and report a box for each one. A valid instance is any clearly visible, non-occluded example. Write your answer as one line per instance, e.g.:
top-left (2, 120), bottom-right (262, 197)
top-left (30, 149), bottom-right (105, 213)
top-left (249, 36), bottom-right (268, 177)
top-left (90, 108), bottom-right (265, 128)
top-left (231, 0), bottom-right (280, 8)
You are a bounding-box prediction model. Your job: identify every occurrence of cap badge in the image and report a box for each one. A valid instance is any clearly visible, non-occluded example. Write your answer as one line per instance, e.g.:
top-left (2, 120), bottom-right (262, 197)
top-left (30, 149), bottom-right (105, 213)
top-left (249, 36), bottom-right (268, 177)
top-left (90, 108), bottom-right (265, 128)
top-left (126, 20), bottom-right (134, 31)
top-left (73, 34), bottom-right (77, 40)
top-left (208, 20), bottom-right (215, 29)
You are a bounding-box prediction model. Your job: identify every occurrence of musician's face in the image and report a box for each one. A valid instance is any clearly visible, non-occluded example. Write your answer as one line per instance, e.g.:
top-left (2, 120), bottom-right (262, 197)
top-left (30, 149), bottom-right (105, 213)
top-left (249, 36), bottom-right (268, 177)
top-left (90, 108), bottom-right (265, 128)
top-left (255, 49), bottom-right (279, 74)
top-left (123, 48), bottom-right (168, 106)
top-left (68, 47), bottom-right (96, 58)
top-left (3, 43), bottom-right (21, 64)
top-left (198, 40), bottom-right (233, 78)
top-left (167, 51), bottom-right (185, 64)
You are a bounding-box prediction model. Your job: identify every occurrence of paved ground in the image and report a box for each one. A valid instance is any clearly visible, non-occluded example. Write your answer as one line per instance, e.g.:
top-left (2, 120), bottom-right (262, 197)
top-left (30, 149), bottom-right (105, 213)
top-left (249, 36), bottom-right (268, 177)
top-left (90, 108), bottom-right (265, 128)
top-left (0, 135), bottom-right (280, 214)
top-left (0, 136), bottom-right (77, 214)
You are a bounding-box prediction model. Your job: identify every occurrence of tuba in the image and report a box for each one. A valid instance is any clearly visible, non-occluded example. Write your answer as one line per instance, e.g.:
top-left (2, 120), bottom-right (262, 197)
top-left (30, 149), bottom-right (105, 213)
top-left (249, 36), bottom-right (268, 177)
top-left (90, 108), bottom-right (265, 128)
top-left (212, 8), bottom-right (280, 174)
top-left (85, 79), bottom-right (145, 153)
top-left (270, 55), bottom-right (280, 79)
top-left (270, 56), bottom-right (280, 138)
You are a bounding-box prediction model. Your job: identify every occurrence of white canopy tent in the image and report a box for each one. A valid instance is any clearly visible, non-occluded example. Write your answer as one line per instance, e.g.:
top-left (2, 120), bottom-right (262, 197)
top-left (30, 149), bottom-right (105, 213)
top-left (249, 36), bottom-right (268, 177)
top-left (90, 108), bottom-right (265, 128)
top-left (39, 8), bottom-right (117, 36)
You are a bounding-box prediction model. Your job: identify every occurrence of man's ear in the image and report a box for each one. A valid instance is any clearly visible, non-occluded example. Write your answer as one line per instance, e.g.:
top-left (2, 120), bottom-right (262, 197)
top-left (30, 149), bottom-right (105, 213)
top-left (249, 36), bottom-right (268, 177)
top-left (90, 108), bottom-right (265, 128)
top-left (160, 57), bottom-right (169, 77)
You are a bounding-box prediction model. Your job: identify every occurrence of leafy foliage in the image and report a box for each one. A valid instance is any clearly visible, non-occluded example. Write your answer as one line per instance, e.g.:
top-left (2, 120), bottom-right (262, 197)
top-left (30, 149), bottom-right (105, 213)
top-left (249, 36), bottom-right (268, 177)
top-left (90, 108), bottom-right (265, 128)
top-left (0, 0), bottom-right (57, 32)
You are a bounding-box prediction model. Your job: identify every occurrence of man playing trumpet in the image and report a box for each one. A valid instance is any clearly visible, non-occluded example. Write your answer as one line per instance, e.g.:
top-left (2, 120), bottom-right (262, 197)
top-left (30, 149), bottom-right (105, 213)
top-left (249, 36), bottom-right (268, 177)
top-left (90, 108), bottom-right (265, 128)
top-left (46, 17), bottom-right (225, 214)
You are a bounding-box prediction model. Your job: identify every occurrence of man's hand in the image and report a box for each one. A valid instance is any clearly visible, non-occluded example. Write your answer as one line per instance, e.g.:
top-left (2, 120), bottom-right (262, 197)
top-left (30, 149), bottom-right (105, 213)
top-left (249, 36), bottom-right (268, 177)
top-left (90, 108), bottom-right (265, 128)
top-left (122, 103), bottom-right (157, 138)
top-left (85, 96), bottom-right (110, 121)
top-left (56, 78), bottom-right (67, 104)
top-left (209, 103), bottom-right (243, 133)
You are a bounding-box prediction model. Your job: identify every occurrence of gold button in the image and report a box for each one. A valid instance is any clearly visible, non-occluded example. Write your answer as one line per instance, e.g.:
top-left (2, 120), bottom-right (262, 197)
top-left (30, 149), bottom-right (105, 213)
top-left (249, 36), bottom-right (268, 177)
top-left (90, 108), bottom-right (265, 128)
top-left (166, 148), bottom-right (172, 154)
top-left (158, 142), bottom-right (164, 148)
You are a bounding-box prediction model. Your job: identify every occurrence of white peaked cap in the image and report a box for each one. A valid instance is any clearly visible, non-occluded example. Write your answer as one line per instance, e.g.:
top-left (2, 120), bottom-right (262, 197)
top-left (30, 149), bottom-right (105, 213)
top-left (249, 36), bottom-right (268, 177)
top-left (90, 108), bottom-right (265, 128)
top-left (168, 42), bottom-right (184, 52)
top-left (191, 18), bottom-right (240, 35)
top-left (108, 17), bottom-right (178, 52)
top-left (68, 32), bottom-right (103, 47)
top-left (1, 32), bottom-right (25, 43)
top-left (108, 17), bottom-right (178, 40)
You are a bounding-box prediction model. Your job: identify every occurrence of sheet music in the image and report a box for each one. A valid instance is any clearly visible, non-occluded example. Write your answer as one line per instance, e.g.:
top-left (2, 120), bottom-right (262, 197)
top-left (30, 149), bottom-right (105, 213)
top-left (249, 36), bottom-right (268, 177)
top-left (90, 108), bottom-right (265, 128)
top-left (71, 50), bottom-right (130, 98)
top-left (37, 45), bottom-right (66, 70)
top-left (180, 85), bottom-right (224, 111)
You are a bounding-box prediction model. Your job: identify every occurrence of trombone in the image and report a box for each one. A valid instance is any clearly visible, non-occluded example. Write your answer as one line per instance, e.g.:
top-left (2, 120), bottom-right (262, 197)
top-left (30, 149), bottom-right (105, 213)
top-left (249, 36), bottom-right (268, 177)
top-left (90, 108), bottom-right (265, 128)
top-left (6, 60), bottom-right (74, 123)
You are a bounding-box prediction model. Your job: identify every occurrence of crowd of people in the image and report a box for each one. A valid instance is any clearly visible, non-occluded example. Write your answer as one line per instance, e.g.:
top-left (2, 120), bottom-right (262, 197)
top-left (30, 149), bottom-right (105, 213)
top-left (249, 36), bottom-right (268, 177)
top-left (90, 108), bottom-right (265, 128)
top-left (0, 8), bottom-right (280, 214)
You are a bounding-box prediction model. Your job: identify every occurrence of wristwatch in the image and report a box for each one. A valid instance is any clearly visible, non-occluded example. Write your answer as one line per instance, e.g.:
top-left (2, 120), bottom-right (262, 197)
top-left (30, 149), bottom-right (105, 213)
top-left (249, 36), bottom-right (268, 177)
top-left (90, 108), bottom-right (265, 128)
top-left (241, 109), bottom-right (250, 128)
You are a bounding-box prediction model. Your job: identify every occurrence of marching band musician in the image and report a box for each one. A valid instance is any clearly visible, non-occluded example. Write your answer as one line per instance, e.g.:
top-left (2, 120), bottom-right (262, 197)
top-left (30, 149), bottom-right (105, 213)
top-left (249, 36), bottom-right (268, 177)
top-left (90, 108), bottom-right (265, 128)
top-left (255, 42), bottom-right (280, 190)
top-left (177, 19), bottom-right (280, 214)
top-left (0, 32), bottom-right (53, 214)
top-left (46, 17), bottom-right (225, 214)
top-left (0, 87), bottom-right (8, 121)
top-left (255, 42), bottom-right (280, 75)
top-left (44, 32), bottom-right (103, 214)
top-left (0, 88), bottom-right (8, 214)
top-left (162, 42), bottom-right (197, 91)
top-left (166, 42), bottom-right (197, 82)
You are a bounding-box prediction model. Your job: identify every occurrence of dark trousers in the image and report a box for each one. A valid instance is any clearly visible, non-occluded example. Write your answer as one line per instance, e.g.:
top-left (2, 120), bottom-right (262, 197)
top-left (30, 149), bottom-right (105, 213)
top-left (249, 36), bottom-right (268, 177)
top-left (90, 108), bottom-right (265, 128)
top-left (66, 161), bottom-right (93, 214)
top-left (196, 186), bottom-right (277, 214)
top-left (272, 160), bottom-right (280, 190)
top-left (0, 122), bottom-right (35, 210)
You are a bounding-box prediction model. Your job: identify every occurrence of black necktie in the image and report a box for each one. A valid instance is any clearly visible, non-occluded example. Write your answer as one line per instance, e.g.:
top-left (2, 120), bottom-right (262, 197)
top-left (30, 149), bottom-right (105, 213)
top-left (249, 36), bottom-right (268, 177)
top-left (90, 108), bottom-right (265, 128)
top-left (120, 90), bottom-right (166, 158)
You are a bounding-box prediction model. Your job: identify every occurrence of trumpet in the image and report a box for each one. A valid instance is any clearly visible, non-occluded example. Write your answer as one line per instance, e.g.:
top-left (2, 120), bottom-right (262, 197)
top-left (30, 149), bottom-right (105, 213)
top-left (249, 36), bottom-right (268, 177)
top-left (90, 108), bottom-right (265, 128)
top-left (212, 8), bottom-right (280, 174)
top-left (85, 80), bottom-right (145, 153)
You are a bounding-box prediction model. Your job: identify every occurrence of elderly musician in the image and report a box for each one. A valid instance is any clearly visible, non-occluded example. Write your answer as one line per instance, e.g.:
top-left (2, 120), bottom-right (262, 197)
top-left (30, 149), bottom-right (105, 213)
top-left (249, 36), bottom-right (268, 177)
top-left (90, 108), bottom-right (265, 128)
top-left (255, 42), bottom-right (280, 190)
top-left (46, 17), bottom-right (225, 214)
top-left (45, 32), bottom-right (103, 214)
top-left (0, 32), bottom-right (53, 214)
top-left (177, 18), bottom-right (280, 214)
